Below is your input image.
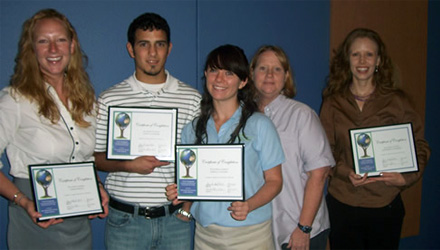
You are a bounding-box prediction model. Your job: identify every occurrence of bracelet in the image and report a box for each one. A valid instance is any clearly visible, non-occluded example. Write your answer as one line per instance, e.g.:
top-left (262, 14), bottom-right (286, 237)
top-left (15, 194), bottom-right (25, 206)
top-left (12, 191), bottom-right (23, 205)
top-left (177, 208), bottom-right (193, 220)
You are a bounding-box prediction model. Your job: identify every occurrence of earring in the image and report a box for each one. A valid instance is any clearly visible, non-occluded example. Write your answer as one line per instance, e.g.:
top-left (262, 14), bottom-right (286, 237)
top-left (375, 66), bottom-right (379, 73)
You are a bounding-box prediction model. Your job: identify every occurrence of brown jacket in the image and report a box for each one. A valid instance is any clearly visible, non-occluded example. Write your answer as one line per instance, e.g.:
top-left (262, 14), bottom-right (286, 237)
top-left (320, 88), bottom-right (430, 208)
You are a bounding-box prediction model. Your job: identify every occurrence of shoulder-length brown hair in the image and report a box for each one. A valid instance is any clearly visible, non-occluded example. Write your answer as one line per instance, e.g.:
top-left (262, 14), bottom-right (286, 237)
top-left (250, 45), bottom-right (296, 98)
top-left (323, 28), bottom-right (396, 98)
top-left (10, 8), bottom-right (95, 127)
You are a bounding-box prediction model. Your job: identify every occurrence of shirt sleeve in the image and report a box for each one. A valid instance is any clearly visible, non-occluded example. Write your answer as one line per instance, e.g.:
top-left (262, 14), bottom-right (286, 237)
top-left (297, 107), bottom-right (335, 172)
top-left (320, 98), bottom-right (352, 178)
top-left (0, 89), bottom-right (20, 169)
top-left (255, 115), bottom-right (285, 171)
top-left (399, 95), bottom-right (431, 188)
top-left (181, 120), bottom-right (196, 144)
top-left (94, 95), bottom-right (109, 152)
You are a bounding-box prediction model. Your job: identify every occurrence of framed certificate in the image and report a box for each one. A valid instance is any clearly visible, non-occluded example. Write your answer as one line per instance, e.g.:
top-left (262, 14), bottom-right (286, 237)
top-left (29, 162), bottom-right (103, 221)
top-left (175, 144), bottom-right (245, 201)
top-left (107, 106), bottom-right (177, 161)
top-left (349, 123), bottom-right (419, 177)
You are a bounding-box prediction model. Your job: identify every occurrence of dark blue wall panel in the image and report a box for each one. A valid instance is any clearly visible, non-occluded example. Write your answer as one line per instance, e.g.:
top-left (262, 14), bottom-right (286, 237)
top-left (197, 1), bottom-right (330, 111)
top-left (0, 1), bottom-right (330, 249)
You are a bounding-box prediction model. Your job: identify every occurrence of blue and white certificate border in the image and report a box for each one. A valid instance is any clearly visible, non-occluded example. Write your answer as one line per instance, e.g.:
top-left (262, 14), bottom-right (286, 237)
top-left (106, 106), bottom-right (178, 161)
top-left (349, 123), bottom-right (419, 177)
top-left (29, 161), bottom-right (103, 221)
top-left (175, 144), bottom-right (245, 201)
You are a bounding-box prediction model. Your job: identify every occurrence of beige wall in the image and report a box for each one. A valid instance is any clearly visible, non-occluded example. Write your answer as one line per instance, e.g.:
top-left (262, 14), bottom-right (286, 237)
top-left (330, 0), bottom-right (428, 237)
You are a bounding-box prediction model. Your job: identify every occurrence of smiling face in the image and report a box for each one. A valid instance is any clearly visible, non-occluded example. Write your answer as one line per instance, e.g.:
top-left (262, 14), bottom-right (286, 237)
top-left (33, 18), bottom-right (74, 83)
top-left (205, 67), bottom-right (247, 105)
top-left (349, 37), bottom-right (381, 85)
top-left (252, 50), bottom-right (288, 103)
top-left (127, 28), bottom-right (172, 84)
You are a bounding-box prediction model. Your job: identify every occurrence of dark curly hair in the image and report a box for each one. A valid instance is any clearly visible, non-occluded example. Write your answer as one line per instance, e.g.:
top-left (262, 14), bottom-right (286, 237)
top-left (323, 28), bottom-right (396, 98)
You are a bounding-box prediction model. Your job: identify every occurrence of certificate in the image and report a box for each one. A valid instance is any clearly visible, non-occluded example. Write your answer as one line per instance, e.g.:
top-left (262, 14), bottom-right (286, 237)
top-left (349, 123), bottom-right (419, 177)
top-left (176, 144), bottom-right (244, 201)
top-left (107, 106), bottom-right (177, 161)
top-left (29, 162), bottom-right (103, 221)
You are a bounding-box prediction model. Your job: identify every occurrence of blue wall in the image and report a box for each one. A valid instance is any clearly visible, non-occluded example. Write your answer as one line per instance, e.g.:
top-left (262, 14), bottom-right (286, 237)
top-left (0, 1), bottom-right (438, 249)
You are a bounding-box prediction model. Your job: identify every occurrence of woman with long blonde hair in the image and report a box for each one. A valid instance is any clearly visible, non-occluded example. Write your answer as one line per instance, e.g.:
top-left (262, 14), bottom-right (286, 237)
top-left (0, 8), bottom-right (108, 249)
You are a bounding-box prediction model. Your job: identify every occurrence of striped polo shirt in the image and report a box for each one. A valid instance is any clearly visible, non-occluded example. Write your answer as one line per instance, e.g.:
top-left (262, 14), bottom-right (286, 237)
top-left (95, 71), bottom-right (201, 207)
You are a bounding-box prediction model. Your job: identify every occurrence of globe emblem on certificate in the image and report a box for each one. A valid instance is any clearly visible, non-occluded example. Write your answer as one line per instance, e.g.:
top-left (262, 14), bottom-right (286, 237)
top-left (180, 149), bottom-right (196, 178)
top-left (357, 133), bottom-right (371, 158)
top-left (115, 112), bottom-right (131, 138)
top-left (36, 169), bottom-right (53, 198)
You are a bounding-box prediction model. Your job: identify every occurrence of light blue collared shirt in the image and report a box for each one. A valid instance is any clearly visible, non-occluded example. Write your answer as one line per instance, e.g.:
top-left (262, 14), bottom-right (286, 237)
top-left (181, 106), bottom-right (285, 227)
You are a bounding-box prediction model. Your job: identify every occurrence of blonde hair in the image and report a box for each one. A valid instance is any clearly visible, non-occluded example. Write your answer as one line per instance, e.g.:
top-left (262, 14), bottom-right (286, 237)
top-left (10, 8), bottom-right (95, 127)
top-left (250, 45), bottom-right (296, 98)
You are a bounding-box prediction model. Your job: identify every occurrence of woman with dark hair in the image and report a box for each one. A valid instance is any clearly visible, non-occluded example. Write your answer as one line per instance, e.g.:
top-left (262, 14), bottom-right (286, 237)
top-left (167, 44), bottom-right (284, 249)
top-left (0, 9), bottom-right (108, 249)
top-left (320, 28), bottom-right (430, 249)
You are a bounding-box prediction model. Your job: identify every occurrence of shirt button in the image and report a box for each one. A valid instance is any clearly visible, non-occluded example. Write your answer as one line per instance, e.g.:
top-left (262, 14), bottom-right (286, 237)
top-left (70, 127), bottom-right (74, 130)
top-left (72, 156), bottom-right (75, 160)
top-left (76, 141), bottom-right (79, 145)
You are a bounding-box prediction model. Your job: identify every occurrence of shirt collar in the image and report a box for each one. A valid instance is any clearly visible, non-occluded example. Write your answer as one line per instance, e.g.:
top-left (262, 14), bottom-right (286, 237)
top-left (207, 105), bottom-right (243, 129)
top-left (130, 69), bottom-right (178, 93)
top-left (264, 94), bottom-right (283, 115)
top-left (45, 82), bottom-right (69, 107)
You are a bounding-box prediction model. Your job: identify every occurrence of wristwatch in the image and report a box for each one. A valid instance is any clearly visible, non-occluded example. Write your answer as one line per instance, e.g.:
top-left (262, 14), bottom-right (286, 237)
top-left (297, 222), bottom-right (312, 234)
top-left (177, 208), bottom-right (193, 220)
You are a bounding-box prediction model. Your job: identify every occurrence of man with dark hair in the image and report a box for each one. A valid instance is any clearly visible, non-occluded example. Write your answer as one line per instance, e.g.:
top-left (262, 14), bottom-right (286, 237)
top-left (94, 12), bottom-right (201, 249)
